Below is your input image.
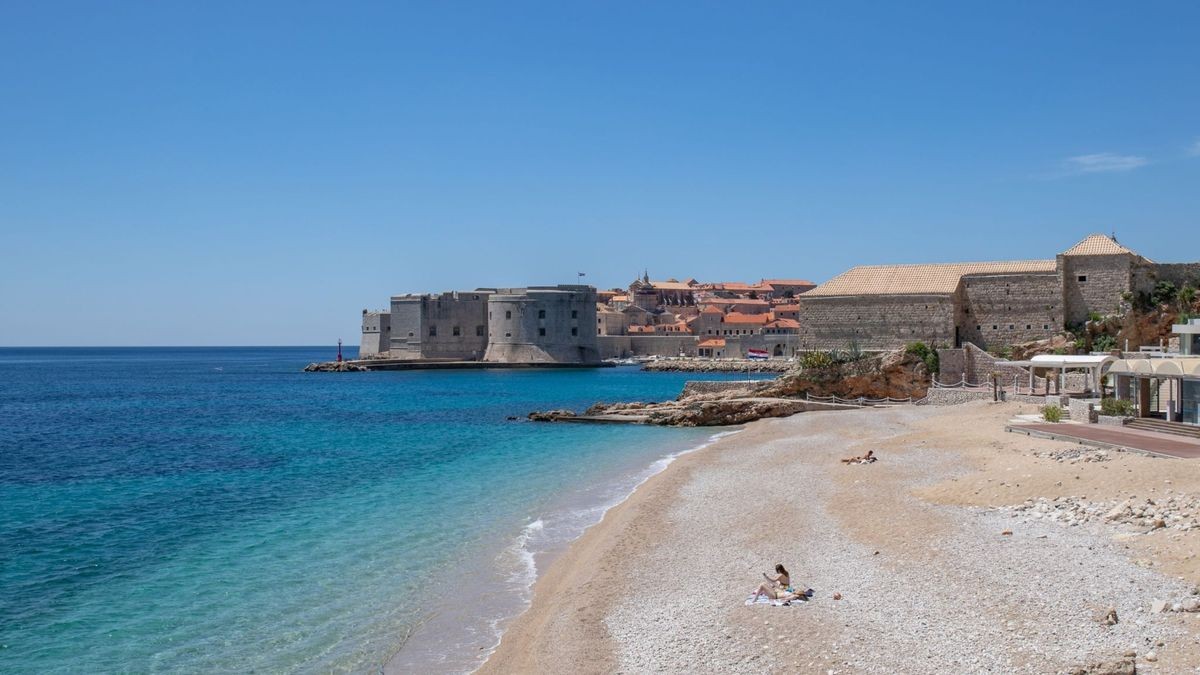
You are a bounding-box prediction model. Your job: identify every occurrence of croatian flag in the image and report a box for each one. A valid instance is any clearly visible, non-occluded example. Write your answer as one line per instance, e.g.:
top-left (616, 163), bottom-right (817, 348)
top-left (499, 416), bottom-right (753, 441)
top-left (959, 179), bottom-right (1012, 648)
top-left (747, 349), bottom-right (769, 361)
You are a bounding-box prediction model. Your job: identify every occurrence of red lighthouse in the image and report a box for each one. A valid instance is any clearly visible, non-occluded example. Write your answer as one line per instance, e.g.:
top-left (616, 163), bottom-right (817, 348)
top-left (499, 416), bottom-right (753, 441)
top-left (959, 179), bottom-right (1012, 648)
top-left (337, 338), bottom-right (343, 362)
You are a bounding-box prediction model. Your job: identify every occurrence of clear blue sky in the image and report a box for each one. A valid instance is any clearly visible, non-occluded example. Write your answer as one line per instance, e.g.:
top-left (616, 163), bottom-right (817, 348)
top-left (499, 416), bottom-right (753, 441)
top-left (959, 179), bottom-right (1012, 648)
top-left (2, 2), bottom-right (1198, 346)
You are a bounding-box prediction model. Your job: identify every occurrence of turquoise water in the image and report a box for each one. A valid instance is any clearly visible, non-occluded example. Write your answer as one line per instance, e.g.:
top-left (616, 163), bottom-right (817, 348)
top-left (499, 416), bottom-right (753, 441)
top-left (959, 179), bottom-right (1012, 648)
top-left (0, 348), bottom-right (764, 673)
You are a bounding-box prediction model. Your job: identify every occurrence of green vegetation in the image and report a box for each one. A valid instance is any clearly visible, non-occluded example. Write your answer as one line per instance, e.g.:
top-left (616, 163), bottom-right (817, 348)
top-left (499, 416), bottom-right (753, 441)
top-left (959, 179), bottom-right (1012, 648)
top-left (1040, 404), bottom-right (1064, 423)
top-left (1152, 280), bottom-right (1178, 306)
top-left (799, 351), bottom-right (834, 369)
top-left (1088, 311), bottom-right (1103, 322)
top-left (1093, 334), bottom-right (1116, 352)
top-left (1100, 398), bottom-right (1135, 417)
top-left (905, 341), bottom-right (939, 375)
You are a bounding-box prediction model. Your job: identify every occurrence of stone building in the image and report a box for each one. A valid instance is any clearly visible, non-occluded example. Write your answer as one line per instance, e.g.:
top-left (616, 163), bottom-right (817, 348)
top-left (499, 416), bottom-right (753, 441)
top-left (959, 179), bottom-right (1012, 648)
top-left (366, 285), bottom-right (600, 364)
top-left (796, 234), bottom-right (1196, 352)
top-left (359, 310), bottom-right (392, 357)
top-left (484, 286), bottom-right (599, 363)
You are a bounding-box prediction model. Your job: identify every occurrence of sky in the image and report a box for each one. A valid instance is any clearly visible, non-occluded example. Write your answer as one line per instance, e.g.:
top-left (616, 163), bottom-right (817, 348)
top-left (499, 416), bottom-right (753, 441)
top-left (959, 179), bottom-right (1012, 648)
top-left (1, 2), bottom-right (1198, 346)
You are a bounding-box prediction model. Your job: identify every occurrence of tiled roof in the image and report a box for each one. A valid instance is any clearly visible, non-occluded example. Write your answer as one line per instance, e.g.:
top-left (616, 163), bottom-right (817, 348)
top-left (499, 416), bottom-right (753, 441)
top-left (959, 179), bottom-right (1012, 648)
top-left (701, 306), bottom-right (726, 315)
top-left (723, 312), bottom-right (771, 324)
top-left (806, 260), bottom-right (1057, 297)
top-left (649, 280), bottom-right (696, 290)
top-left (698, 338), bottom-right (726, 348)
top-left (765, 318), bottom-right (800, 329)
top-left (761, 279), bottom-right (816, 287)
top-left (774, 304), bottom-right (801, 312)
top-left (701, 298), bottom-right (770, 306)
top-left (1062, 234), bottom-right (1137, 257)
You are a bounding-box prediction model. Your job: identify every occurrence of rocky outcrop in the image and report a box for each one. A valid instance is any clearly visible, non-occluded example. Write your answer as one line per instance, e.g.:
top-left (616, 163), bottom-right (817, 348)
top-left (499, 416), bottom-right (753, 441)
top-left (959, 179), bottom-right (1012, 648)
top-left (304, 361), bottom-right (367, 372)
top-left (527, 409), bottom-right (576, 422)
top-left (754, 349), bottom-right (930, 400)
top-left (642, 398), bottom-right (810, 426)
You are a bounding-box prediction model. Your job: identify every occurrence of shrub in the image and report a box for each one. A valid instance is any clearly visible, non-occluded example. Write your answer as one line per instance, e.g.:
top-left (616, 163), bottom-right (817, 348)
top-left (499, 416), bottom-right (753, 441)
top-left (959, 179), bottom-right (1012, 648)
top-left (905, 341), bottom-right (939, 375)
top-left (1100, 398), bottom-right (1135, 417)
top-left (1152, 281), bottom-right (1178, 306)
top-left (800, 350), bottom-right (834, 369)
top-left (1040, 405), bottom-right (1064, 423)
top-left (1093, 334), bottom-right (1116, 353)
top-left (1088, 311), bottom-right (1103, 322)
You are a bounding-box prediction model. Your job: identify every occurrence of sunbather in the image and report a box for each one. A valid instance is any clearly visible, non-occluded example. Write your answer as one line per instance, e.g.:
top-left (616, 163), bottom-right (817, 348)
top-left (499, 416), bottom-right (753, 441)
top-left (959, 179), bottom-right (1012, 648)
top-left (751, 563), bottom-right (791, 601)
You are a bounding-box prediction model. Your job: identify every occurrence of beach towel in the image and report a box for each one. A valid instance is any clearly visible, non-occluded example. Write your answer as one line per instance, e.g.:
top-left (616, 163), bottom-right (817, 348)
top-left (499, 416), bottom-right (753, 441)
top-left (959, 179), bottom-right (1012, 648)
top-left (744, 589), bottom-right (814, 606)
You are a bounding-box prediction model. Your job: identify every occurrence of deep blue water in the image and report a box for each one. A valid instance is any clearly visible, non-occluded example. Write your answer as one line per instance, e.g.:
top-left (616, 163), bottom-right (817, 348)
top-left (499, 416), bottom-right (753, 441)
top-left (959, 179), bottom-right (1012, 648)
top-left (0, 348), bottom-right (766, 673)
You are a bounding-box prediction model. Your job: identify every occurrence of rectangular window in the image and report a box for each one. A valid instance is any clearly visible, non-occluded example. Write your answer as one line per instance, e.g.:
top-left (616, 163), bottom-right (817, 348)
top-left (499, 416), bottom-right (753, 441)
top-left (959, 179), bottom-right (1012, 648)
top-left (429, 326), bottom-right (437, 337)
top-left (1025, 325), bottom-right (1031, 330)
top-left (1078, 275), bottom-right (1087, 282)
top-left (476, 325), bottom-right (485, 336)
top-left (538, 328), bottom-right (546, 336)
top-left (571, 310), bottom-right (578, 318)
top-left (1043, 324), bottom-right (1049, 330)
top-left (452, 326), bottom-right (461, 336)
top-left (505, 311), bottom-right (511, 320)
top-left (571, 327), bottom-right (578, 336)
top-left (992, 325), bottom-right (998, 330)
top-left (538, 310), bottom-right (546, 319)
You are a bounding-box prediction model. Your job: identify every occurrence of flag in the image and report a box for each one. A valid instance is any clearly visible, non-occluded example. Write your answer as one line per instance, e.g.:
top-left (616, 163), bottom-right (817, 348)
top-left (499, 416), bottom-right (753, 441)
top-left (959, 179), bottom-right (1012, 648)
top-left (578, 272), bottom-right (586, 277)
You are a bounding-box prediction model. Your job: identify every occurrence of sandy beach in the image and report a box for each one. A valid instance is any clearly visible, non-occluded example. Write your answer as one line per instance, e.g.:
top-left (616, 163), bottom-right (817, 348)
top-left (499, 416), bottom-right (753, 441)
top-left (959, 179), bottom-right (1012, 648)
top-left (479, 401), bottom-right (1200, 674)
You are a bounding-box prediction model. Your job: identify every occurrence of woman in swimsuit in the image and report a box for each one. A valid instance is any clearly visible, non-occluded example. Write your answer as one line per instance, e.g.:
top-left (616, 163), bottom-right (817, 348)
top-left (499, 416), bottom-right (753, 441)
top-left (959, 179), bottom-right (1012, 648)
top-left (751, 563), bottom-right (791, 601)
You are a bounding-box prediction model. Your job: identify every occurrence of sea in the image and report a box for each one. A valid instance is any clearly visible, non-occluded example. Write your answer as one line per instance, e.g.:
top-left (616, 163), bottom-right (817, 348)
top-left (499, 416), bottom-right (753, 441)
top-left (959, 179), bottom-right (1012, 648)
top-left (0, 347), bottom-right (769, 674)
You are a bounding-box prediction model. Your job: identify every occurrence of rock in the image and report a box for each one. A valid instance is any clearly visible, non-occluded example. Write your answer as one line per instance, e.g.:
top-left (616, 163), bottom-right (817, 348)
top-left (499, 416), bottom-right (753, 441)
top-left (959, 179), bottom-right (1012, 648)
top-left (1144, 651), bottom-right (1157, 662)
top-left (527, 410), bottom-right (576, 422)
top-left (1067, 658), bottom-right (1135, 675)
top-left (1181, 597), bottom-right (1200, 613)
top-left (832, 592), bottom-right (842, 600)
top-left (304, 361), bottom-right (367, 372)
top-left (1105, 500), bottom-right (1131, 520)
top-left (1001, 529), bottom-right (1013, 536)
top-left (1151, 599), bottom-right (1169, 614)
top-left (1102, 607), bottom-right (1119, 626)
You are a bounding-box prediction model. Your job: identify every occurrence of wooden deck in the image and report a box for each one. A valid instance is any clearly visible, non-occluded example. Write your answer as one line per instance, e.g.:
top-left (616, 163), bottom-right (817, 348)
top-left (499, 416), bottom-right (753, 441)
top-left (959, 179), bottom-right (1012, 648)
top-left (1007, 423), bottom-right (1200, 459)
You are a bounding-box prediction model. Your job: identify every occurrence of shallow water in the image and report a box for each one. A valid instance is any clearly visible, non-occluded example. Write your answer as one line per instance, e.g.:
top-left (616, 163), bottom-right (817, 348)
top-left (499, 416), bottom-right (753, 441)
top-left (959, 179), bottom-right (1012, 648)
top-left (0, 347), bottom-right (767, 673)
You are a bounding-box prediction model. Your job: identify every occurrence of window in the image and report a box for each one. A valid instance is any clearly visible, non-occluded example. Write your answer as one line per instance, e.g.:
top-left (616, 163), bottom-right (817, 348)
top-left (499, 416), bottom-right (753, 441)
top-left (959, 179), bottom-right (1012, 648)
top-left (538, 328), bottom-right (546, 336)
top-left (452, 326), bottom-right (461, 336)
top-left (538, 309), bottom-right (546, 319)
top-left (429, 326), bottom-right (437, 337)
top-left (597, 329), bottom-right (601, 335)
top-left (1078, 275), bottom-right (1087, 282)
top-left (597, 318), bottom-right (601, 324)
top-left (975, 325), bottom-right (981, 331)
top-left (571, 310), bottom-right (578, 319)
top-left (1008, 324), bottom-right (1014, 330)
top-left (505, 332), bottom-right (511, 337)
top-left (1026, 325), bottom-right (1031, 330)
top-left (505, 311), bottom-right (511, 319)
top-left (992, 325), bottom-right (998, 330)
top-left (571, 327), bottom-right (578, 336)
top-left (1043, 324), bottom-right (1049, 330)
top-left (408, 332), bottom-right (414, 337)
top-left (476, 325), bottom-right (486, 337)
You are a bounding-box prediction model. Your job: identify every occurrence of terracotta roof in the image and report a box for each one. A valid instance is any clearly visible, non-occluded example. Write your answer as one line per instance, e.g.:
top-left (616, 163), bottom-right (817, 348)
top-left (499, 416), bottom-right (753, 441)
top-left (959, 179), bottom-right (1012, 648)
top-left (774, 304), bottom-right (801, 312)
top-left (611, 295), bottom-right (629, 302)
top-left (627, 325), bottom-right (655, 333)
top-left (723, 312), bottom-right (771, 325)
top-left (1062, 234), bottom-right (1137, 257)
top-left (701, 306), bottom-right (726, 315)
top-left (649, 280), bottom-right (696, 290)
top-left (765, 318), bottom-right (801, 329)
top-left (701, 298), bottom-right (770, 306)
top-left (761, 279), bottom-right (816, 287)
top-left (698, 338), bottom-right (726, 348)
top-left (806, 260), bottom-right (1057, 297)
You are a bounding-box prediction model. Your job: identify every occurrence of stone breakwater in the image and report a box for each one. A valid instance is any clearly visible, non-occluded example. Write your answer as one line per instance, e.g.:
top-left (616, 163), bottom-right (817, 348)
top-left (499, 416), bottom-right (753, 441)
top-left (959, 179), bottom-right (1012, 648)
top-left (304, 361), bottom-right (367, 372)
top-left (640, 359), bottom-right (792, 373)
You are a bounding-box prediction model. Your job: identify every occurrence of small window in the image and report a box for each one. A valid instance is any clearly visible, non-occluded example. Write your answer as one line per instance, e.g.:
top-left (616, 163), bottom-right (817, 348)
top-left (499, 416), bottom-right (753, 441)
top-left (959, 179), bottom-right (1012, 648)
top-left (452, 326), bottom-right (461, 336)
top-left (476, 325), bottom-right (485, 336)
top-left (975, 325), bottom-right (981, 331)
top-left (992, 325), bottom-right (998, 330)
top-left (429, 326), bottom-right (437, 337)
top-left (1078, 275), bottom-right (1087, 282)
top-left (571, 310), bottom-right (578, 319)
top-left (408, 332), bottom-right (414, 337)
top-left (1008, 324), bottom-right (1014, 330)
top-left (1025, 325), bottom-right (1031, 330)
top-left (571, 327), bottom-right (578, 336)
top-left (597, 329), bottom-right (601, 335)
top-left (538, 328), bottom-right (546, 336)
top-left (505, 311), bottom-right (512, 319)
top-left (1043, 324), bottom-right (1049, 330)
top-left (537, 309), bottom-right (546, 319)
top-left (505, 332), bottom-right (511, 337)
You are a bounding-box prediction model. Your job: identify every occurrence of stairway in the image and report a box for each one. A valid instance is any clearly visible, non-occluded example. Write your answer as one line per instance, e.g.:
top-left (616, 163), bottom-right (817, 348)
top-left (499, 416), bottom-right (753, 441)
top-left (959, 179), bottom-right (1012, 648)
top-left (1125, 417), bottom-right (1200, 441)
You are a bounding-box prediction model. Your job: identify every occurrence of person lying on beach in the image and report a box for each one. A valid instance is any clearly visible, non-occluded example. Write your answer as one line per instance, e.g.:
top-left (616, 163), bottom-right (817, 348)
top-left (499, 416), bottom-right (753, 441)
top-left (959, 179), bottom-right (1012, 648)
top-left (751, 564), bottom-right (791, 601)
top-left (841, 449), bottom-right (877, 465)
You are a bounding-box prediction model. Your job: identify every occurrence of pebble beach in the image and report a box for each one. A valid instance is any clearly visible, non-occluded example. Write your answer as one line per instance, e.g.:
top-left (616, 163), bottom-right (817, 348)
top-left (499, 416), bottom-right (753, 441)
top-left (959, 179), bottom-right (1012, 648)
top-left (478, 401), bottom-right (1200, 674)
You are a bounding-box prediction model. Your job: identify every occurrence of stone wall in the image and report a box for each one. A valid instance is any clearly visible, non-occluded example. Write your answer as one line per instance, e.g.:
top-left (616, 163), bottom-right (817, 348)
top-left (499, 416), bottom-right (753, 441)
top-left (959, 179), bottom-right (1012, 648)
top-left (388, 291), bottom-right (491, 360)
top-left (936, 348), bottom-right (966, 384)
top-left (359, 311), bottom-right (391, 357)
top-left (1154, 263), bottom-right (1200, 290)
top-left (1060, 253), bottom-right (1133, 324)
top-left (485, 286), bottom-right (599, 363)
top-left (797, 295), bottom-right (957, 351)
top-left (958, 272), bottom-right (1062, 349)
top-left (598, 335), bottom-right (698, 359)
top-left (1068, 398), bottom-right (1101, 423)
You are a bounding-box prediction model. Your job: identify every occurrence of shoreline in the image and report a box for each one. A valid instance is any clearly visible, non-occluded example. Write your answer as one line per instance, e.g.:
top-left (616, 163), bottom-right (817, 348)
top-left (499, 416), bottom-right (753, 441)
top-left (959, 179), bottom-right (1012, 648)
top-left (477, 401), bottom-right (1200, 673)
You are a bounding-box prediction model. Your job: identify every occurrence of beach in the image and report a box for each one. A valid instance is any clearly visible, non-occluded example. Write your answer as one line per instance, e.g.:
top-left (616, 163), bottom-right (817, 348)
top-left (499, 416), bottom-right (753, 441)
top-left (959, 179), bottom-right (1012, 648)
top-left (479, 401), bottom-right (1200, 673)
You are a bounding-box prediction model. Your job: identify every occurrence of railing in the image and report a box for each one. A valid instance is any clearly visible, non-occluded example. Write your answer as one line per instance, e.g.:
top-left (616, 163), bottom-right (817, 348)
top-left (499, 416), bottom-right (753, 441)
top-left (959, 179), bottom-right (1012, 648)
top-left (805, 392), bottom-right (927, 406)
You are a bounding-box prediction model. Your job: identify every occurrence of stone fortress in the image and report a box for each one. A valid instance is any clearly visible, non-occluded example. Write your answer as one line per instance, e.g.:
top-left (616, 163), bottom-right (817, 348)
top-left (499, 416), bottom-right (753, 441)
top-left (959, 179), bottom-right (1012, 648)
top-left (361, 285), bottom-right (599, 364)
top-left (360, 235), bottom-right (1200, 364)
